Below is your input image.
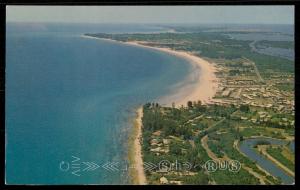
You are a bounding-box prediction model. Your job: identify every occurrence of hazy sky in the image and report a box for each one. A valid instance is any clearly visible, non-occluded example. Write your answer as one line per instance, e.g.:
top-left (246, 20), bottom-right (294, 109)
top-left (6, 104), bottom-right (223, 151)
top-left (6, 6), bottom-right (294, 24)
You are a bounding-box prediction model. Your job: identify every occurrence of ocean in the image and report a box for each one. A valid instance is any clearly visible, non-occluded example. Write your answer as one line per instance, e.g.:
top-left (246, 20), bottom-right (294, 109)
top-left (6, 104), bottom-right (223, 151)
top-left (5, 23), bottom-right (192, 184)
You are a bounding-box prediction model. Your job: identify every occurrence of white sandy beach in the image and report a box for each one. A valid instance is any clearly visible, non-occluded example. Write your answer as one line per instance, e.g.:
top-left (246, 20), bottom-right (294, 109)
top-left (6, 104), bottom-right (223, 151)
top-left (134, 108), bottom-right (147, 185)
top-left (82, 35), bottom-right (218, 106)
top-left (81, 34), bottom-right (219, 184)
top-left (125, 41), bottom-right (218, 107)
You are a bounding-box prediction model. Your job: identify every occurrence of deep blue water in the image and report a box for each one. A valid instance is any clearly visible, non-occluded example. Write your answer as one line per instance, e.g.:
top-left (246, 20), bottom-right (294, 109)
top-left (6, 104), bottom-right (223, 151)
top-left (5, 23), bottom-right (192, 184)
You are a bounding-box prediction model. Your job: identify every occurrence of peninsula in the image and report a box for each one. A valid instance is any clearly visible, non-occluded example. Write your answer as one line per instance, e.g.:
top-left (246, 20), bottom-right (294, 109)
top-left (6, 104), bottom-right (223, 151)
top-left (83, 29), bottom-right (294, 185)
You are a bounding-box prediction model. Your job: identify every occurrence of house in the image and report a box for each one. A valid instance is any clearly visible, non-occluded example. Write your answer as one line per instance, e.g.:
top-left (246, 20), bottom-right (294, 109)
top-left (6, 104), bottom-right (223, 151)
top-left (163, 139), bottom-right (170, 145)
top-left (150, 147), bottom-right (162, 152)
top-left (150, 139), bottom-right (159, 145)
top-left (152, 131), bottom-right (161, 136)
top-left (169, 180), bottom-right (182, 185)
top-left (222, 89), bottom-right (231, 97)
top-left (266, 104), bottom-right (273, 108)
top-left (277, 105), bottom-right (284, 111)
top-left (160, 176), bottom-right (168, 184)
top-left (251, 118), bottom-right (257, 123)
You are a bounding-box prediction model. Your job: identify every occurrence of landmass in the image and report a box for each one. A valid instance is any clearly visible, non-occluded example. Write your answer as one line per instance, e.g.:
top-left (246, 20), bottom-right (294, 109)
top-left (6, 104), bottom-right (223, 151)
top-left (83, 27), bottom-right (294, 185)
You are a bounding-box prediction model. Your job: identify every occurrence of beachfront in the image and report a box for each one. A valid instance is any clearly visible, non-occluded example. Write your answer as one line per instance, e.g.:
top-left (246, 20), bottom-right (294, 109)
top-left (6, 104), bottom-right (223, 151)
top-left (126, 41), bottom-right (218, 107)
top-left (125, 41), bottom-right (219, 184)
top-left (82, 34), bottom-right (219, 184)
top-left (82, 35), bottom-right (219, 107)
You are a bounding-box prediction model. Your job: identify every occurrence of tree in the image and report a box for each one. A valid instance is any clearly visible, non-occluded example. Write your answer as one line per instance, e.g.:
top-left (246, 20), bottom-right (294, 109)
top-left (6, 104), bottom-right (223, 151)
top-left (184, 172), bottom-right (209, 185)
top-left (240, 135), bottom-right (244, 141)
top-left (170, 142), bottom-right (182, 155)
top-left (240, 104), bottom-right (250, 112)
top-left (187, 101), bottom-right (193, 108)
top-left (172, 102), bottom-right (176, 109)
top-left (163, 120), bottom-right (177, 136)
top-left (197, 100), bottom-right (202, 106)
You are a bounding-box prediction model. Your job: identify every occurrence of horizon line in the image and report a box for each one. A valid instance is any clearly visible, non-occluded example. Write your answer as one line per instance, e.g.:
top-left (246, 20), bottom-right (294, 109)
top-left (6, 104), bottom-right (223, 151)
top-left (6, 21), bottom-right (294, 25)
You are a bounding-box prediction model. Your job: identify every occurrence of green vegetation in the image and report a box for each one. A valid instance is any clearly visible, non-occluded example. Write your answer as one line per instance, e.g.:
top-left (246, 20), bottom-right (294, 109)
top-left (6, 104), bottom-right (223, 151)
top-left (85, 29), bottom-right (294, 185)
top-left (266, 146), bottom-right (295, 172)
top-left (85, 32), bottom-right (294, 74)
top-left (139, 102), bottom-right (292, 184)
top-left (211, 168), bottom-right (259, 185)
top-left (240, 127), bottom-right (286, 139)
top-left (275, 82), bottom-right (294, 92)
top-left (257, 40), bottom-right (294, 49)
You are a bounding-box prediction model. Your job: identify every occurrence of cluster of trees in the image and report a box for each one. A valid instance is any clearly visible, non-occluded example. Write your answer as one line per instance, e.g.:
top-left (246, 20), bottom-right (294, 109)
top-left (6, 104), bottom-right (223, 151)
top-left (185, 100), bottom-right (207, 115)
top-left (141, 102), bottom-right (285, 185)
top-left (142, 103), bottom-right (194, 140)
top-left (211, 168), bottom-right (260, 185)
top-left (183, 171), bottom-right (209, 185)
top-left (240, 104), bottom-right (250, 113)
top-left (208, 140), bottom-right (224, 158)
top-left (142, 103), bottom-right (164, 132)
top-left (207, 104), bottom-right (237, 118)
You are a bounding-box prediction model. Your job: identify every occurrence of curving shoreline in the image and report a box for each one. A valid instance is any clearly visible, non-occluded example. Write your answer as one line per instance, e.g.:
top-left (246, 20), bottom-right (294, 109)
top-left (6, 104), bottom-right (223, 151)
top-left (125, 41), bottom-right (218, 107)
top-left (81, 34), bottom-right (219, 184)
top-left (81, 34), bottom-right (218, 107)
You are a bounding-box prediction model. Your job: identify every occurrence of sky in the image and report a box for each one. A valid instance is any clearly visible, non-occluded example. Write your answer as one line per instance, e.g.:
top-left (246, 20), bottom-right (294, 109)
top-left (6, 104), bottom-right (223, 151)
top-left (6, 6), bottom-right (294, 24)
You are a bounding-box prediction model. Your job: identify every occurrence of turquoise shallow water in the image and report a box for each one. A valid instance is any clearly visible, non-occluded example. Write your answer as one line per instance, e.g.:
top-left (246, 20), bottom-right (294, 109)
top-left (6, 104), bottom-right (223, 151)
top-left (5, 23), bottom-right (192, 184)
